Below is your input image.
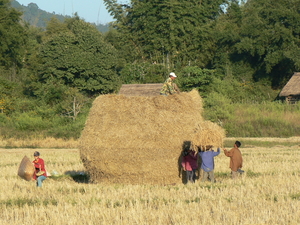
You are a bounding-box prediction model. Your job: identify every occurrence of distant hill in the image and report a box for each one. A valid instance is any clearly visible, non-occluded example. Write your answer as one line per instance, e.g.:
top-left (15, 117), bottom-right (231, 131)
top-left (11, 0), bottom-right (110, 33)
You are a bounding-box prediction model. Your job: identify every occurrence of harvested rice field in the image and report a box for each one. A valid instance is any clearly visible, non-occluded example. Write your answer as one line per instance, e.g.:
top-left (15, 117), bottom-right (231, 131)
top-left (1, 138), bottom-right (300, 225)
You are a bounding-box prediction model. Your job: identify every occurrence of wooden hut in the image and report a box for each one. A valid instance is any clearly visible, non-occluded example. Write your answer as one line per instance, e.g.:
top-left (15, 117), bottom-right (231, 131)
top-left (118, 83), bottom-right (163, 96)
top-left (279, 72), bottom-right (300, 104)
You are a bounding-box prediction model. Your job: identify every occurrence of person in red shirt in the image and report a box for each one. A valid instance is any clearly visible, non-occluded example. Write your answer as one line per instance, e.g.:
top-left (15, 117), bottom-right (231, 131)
top-left (32, 151), bottom-right (47, 187)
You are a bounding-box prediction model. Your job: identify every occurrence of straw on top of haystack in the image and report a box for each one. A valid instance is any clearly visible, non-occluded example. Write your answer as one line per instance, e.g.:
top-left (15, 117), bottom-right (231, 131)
top-left (79, 89), bottom-right (225, 185)
top-left (192, 121), bottom-right (225, 151)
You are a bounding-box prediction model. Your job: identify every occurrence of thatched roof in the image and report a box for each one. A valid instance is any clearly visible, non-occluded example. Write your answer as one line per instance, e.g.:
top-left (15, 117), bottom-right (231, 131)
top-left (279, 72), bottom-right (300, 97)
top-left (79, 90), bottom-right (225, 185)
top-left (118, 83), bottom-right (163, 96)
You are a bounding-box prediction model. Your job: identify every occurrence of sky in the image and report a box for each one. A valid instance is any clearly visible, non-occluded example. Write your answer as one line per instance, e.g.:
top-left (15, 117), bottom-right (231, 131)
top-left (16, 0), bottom-right (125, 24)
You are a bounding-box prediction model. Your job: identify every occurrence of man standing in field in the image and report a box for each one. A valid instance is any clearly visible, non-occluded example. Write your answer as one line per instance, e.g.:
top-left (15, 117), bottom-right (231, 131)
top-left (160, 72), bottom-right (179, 96)
top-left (199, 145), bottom-right (220, 183)
top-left (223, 141), bottom-right (243, 179)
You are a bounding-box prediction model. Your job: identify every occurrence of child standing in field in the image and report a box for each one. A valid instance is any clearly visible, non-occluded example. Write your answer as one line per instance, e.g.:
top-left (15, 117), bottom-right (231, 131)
top-left (199, 145), bottom-right (220, 182)
top-left (223, 141), bottom-right (243, 179)
top-left (181, 149), bottom-right (198, 184)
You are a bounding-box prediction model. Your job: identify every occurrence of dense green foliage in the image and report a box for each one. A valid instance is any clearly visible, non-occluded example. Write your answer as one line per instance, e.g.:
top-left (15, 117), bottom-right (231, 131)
top-left (0, 0), bottom-right (27, 70)
top-left (36, 17), bottom-right (120, 96)
top-left (105, 0), bottom-right (226, 67)
top-left (213, 0), bottom-right (300, 88)
top-left (204, 101), bottom-right (300, 137)
top-left (0, 0), bottom-right (299, 139)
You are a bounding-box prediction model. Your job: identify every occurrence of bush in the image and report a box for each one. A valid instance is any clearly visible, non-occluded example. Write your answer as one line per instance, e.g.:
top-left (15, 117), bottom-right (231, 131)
top-left (177, 67), bottom-right (215, 96)
top-left (14, 112), bottom-right (52, 131)
top-left (46, 118), bottom-right (85, 139)
top-left (206, 76), bottom-right (279, 104)
top-left (203, 92), bottom-right (234, 123)
top-left (220, 102), bottom-right (300, 137)
top-left (0, 113), bottom-right (9, 125)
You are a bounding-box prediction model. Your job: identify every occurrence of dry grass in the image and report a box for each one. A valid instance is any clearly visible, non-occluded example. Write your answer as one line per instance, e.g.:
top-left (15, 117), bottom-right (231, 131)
top-left (1, 141), bottom-right (300, 225)
top-left (0, 137), bottom-right (79, 149)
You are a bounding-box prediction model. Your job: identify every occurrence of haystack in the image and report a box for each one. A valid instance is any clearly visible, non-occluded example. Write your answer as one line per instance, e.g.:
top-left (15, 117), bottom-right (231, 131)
top-left (79, 89), bottom-right (225, 185)
top-left (18, 156), bottom-right (35, 181)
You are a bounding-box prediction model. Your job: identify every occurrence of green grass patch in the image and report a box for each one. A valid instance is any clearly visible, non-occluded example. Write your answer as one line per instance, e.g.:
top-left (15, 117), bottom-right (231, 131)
top-left (223, 139), bottom-right (298, 148)
top-left (246, 170), bottom-right (261, 177)
top-left (215, 172), bottom-right (230, 178)
top-left (205, 101), bottom-right (300, 138)
top-left (290, 193), bottom-right (300, 200)
top-left (184, 197), bottom-right (200, 204)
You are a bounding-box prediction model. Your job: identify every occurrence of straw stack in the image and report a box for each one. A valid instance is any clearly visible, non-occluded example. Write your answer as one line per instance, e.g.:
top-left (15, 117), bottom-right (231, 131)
top-left (18, 156), bottom-right (35, 181)
top-left (79, 89), bottom-right (225, 185)
top-left (192, 121), bottom-right (226, 150)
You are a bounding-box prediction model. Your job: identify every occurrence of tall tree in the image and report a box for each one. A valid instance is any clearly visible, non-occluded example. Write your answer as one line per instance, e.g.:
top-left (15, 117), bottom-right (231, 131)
top-left (0, 0), bottom-right (27, 80)
top-left (213, 0), bottom-right (249, 78)
top-left (234, 0), bottom-right (300, 87)
top-left (104, 0), bottom-right (226, 69)
top-left (35, 17), bottom-right (120, 96)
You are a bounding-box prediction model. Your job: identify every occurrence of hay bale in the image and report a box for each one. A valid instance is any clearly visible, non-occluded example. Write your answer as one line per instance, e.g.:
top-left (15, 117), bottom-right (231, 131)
top-left (18, 156), bottom-right (34, 181)
top-left (192, 121), bottom-right (226, 150)
top-left (79, 89), bottom-right (225, 184)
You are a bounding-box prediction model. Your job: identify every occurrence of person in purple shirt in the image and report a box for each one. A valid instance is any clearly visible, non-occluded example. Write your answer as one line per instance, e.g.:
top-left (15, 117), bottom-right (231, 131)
top-left (199, 146), bottom-right (220, 183)
top-left (181, 149), bottom-right (198, 184)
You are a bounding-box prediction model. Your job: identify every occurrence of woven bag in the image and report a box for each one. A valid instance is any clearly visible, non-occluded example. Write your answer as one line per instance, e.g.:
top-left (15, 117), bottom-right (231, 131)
top-left (18, 156), bottom-right (35, 181)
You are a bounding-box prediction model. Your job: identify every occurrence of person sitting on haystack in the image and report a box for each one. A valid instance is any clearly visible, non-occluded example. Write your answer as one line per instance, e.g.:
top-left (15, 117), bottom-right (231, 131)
top-left (160, 72), bottom-right (180, 96)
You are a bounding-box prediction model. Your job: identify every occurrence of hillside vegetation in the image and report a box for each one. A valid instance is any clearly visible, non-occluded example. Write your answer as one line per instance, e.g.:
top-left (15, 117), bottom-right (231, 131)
top-left (11, 0), bottom-right (110, 32)
top-left (0, 0), bottom-right (300, 140)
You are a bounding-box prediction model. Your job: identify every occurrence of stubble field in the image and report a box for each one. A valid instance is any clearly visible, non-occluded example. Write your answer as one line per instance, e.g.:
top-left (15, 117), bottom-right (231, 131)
top-left (0, 137), bottom-right (299, 225)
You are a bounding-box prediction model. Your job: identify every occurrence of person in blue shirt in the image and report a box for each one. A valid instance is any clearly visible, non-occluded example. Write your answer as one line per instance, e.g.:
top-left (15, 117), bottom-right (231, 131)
top-left (198, 145), bottom-right (220, 183)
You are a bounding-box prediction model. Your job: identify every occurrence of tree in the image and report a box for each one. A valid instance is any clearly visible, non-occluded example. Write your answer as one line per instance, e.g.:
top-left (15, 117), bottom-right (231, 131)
top-left (45, 17), bottom-right (69, 36)
top-left (104, 0), bottom-right (226, 69)
top-left (213, 0), bottom-right (244, 77)
top-left (0, 0), bottom-right (27, 80)
top-left (60, 88), bottom-right (88, 121)
top-left (234, 0), bottom-right (300, 87)
top-left (177, 66), bottom-right (216, 95)
top-left (36, 17), bottom-right (121, 96)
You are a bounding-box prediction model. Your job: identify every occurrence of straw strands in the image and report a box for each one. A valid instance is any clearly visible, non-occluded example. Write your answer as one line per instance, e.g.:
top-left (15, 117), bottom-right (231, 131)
top-left (192, 121), bottom-right (226, 150)
top-left (79, 89), bottom-right (225, 184)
